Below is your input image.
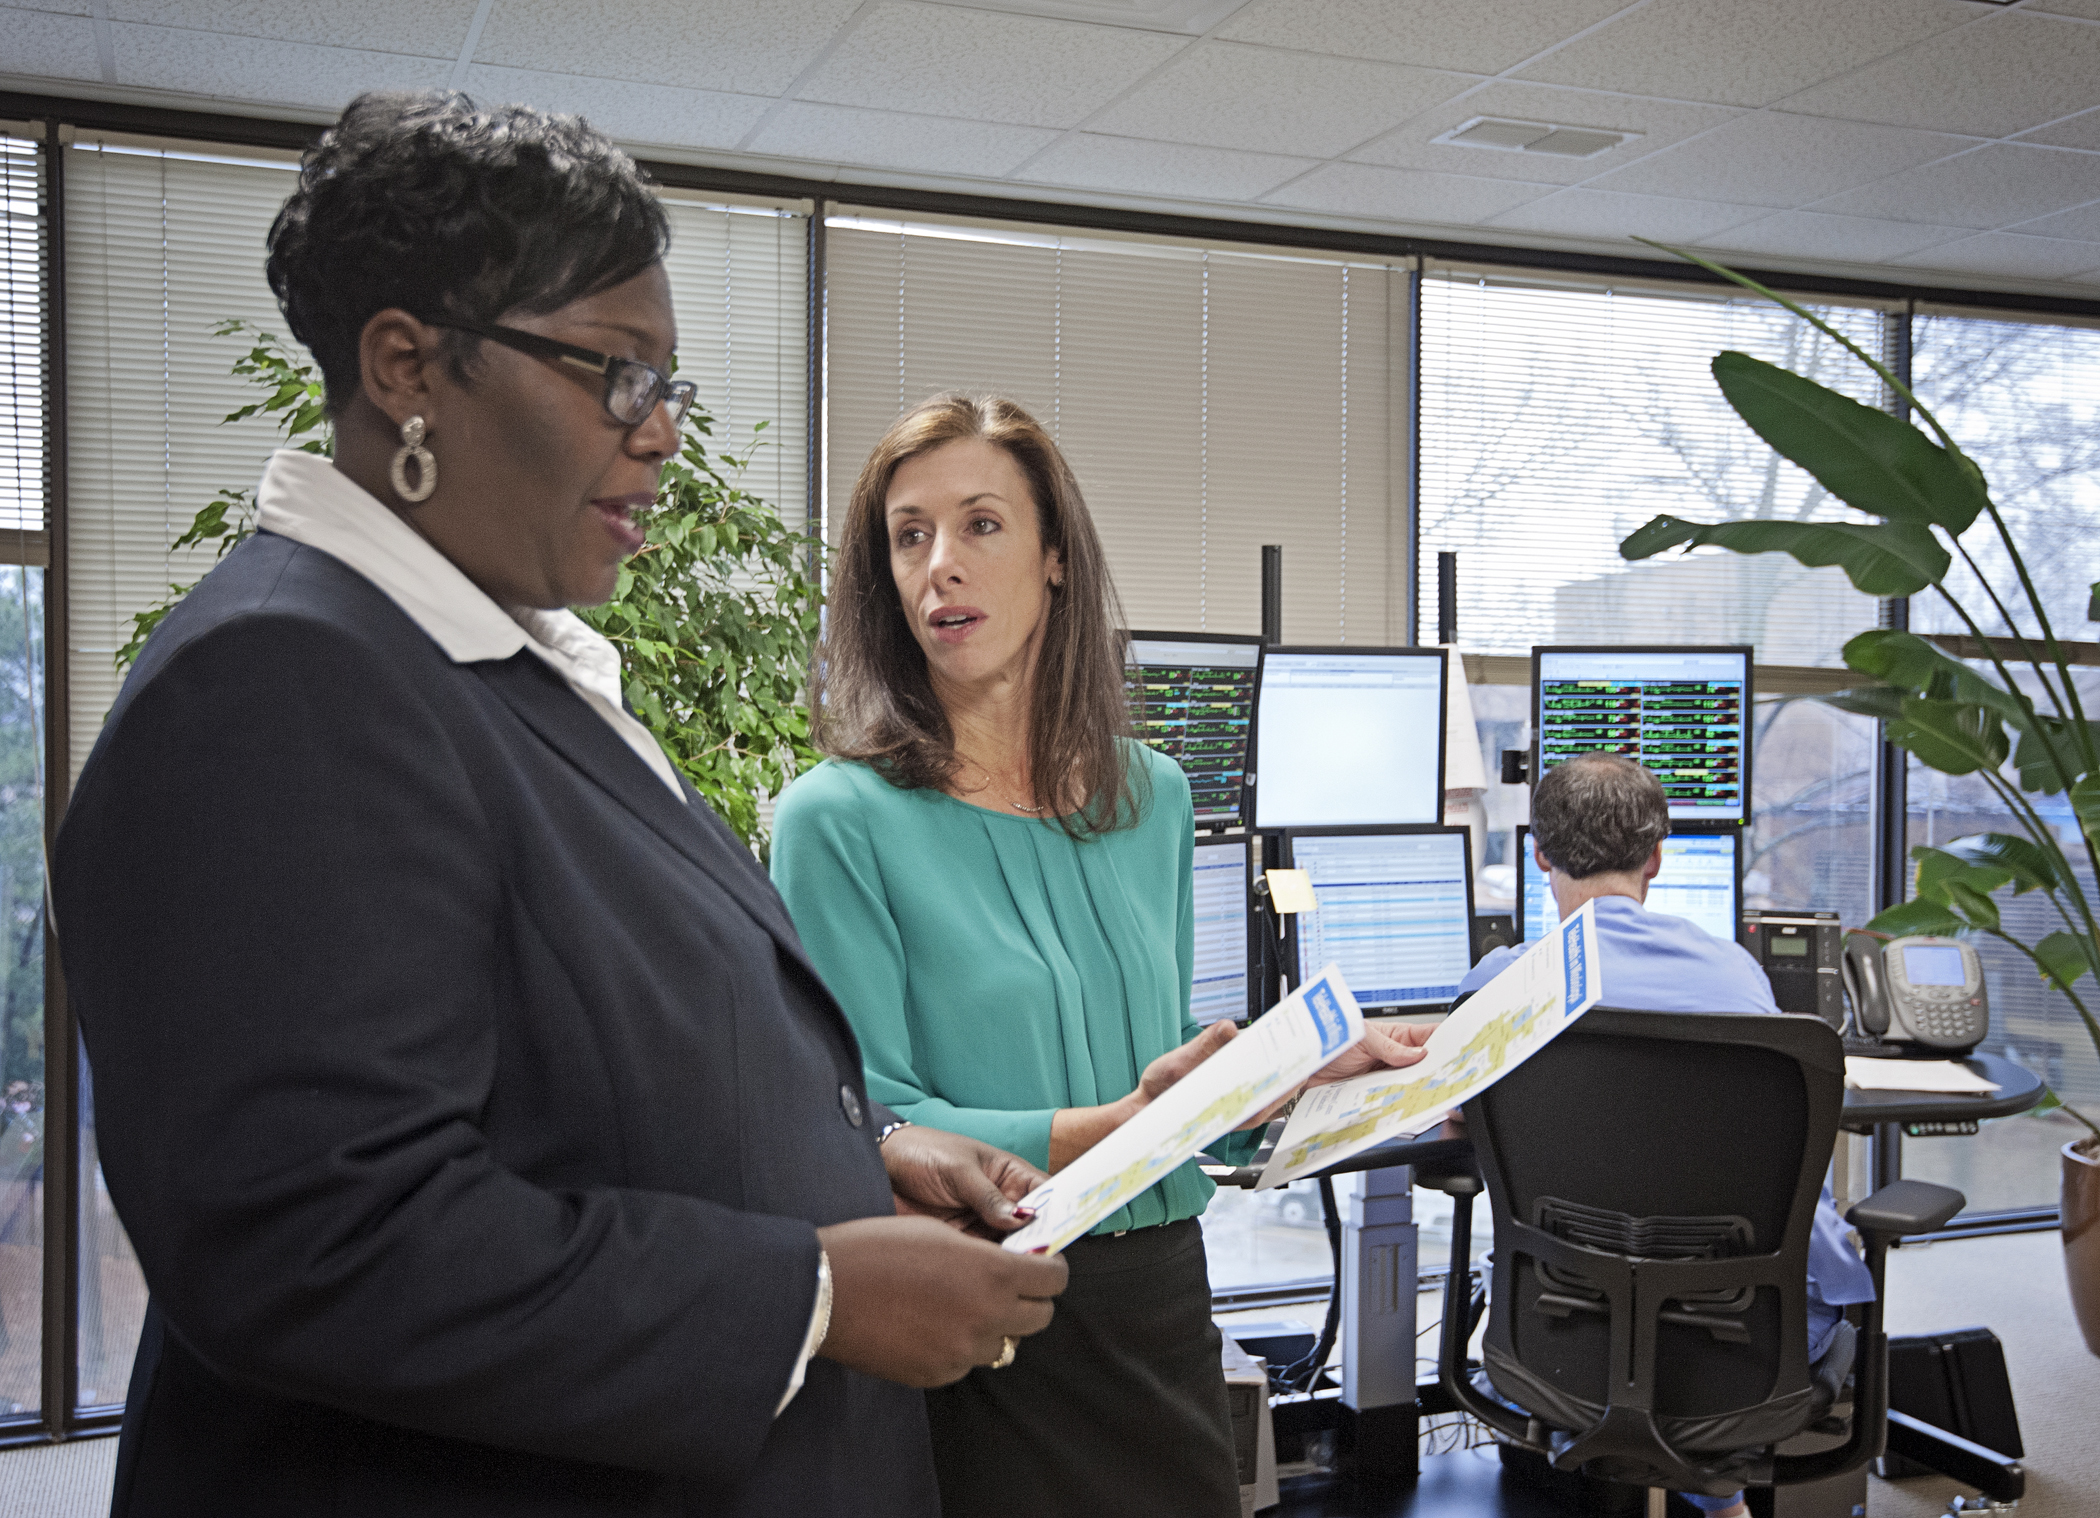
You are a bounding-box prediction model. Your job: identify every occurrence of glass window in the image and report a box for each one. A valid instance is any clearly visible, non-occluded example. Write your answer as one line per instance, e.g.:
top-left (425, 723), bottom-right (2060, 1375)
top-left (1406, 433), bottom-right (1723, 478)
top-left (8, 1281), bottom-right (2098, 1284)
top-left (0, 568), bottom-right (43, 1421)
top-left (1897, 315), bottom-right (2100, 1216)
top-left (1419, 269), bottom-right (1890, 665)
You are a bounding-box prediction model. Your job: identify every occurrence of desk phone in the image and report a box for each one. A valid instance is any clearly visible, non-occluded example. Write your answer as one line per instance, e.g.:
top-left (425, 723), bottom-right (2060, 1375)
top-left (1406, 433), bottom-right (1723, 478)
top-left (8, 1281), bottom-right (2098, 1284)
top-left (1842, 932), bottom-right (1990, 1054)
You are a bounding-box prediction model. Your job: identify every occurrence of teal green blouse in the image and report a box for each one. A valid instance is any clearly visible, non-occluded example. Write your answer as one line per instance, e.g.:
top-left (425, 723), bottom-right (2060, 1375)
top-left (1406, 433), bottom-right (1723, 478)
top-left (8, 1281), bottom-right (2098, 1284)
top-left (771, 741), bottom-right (1254, 1235)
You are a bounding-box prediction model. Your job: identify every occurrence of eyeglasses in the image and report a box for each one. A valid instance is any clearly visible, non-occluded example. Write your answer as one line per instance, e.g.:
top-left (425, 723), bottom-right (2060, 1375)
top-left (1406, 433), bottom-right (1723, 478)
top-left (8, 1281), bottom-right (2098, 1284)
top-left (433, 320), bottom-right (697, 430)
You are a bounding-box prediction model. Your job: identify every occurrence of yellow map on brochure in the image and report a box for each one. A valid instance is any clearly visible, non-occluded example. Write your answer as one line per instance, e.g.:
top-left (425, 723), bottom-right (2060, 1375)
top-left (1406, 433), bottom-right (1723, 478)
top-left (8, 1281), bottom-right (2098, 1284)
top-left (1001, 965), bottom-right (1366, 1256)
top-left (1254, 899), bottom-right (1605, 1190)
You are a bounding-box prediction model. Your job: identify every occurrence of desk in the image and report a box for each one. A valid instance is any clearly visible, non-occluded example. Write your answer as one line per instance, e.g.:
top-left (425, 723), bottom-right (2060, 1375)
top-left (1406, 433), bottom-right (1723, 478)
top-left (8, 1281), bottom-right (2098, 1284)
top-left (1840, 1051), bottom-right (2045, 1193)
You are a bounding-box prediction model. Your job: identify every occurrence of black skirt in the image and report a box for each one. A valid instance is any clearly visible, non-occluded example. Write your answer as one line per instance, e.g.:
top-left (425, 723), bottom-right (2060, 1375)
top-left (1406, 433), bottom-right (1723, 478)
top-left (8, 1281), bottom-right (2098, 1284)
top-left (925, 1218), bottom-right (1240, 1518)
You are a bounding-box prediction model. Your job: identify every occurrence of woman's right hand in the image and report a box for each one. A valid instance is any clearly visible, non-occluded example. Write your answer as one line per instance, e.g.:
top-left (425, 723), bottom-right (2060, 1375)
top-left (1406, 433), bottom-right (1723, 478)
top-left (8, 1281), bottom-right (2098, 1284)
top-left (1047, 1019), bottom-right (1239, 1170)
top-left (816, 1216), bottom-right (1069, 1387)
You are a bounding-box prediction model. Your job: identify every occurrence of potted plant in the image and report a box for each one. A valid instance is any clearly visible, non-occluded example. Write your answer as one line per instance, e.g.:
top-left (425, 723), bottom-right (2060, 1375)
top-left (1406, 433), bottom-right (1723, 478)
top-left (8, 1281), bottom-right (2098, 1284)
top-left (121, 322), bottom-right (823, 855)
top-left (1615, 247), bottom-right (2100, 1352)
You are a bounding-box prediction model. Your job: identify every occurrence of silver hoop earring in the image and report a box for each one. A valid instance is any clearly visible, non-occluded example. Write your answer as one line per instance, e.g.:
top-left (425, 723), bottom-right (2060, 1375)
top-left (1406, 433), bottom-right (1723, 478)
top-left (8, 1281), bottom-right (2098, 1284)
top-left (389, 415), bottom-right (437, 503)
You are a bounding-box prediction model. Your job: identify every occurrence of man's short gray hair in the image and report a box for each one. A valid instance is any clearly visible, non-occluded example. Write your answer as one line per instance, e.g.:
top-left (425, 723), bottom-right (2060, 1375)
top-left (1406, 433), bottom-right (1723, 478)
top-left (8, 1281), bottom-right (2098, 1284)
top-left (1530, 753), bottom-right (1670, 879)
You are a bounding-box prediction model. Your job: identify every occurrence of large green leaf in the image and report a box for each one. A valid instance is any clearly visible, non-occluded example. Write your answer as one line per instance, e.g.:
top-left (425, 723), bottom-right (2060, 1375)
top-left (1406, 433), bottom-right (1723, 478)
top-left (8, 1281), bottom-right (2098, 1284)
top-left (1885, 696), bottom-right (2009, 775)
top-left (1940, 880), bottom-right (2001, 930)
top-left (1866, 897), bottom-right (1964, 936)
top-left (1912, 844), bottom-right (2015, 902)
top-left (1841, 629), bottom-right (2025, 718)
top-left (1935, 832), bottom-right (2065, 895)
top-left (1711, 350), bottom-right (1988, 533)
top-left (2012, 717), bottom-right (2100, 795)
top-left (1617, 514), bottom-right (1948, 596)
top-left (1820, 684), bottom-right (1907, 721)
top-left (2035, 929), bottom-right (2098, 992)
top-left (2071, 774), bottom-right (2100, 842)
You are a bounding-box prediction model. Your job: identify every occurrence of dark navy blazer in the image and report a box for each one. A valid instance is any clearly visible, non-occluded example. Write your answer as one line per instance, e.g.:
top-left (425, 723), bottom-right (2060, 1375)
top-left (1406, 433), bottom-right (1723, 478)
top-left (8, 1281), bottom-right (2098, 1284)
top-left (55, 531), bottom-right (936, 1516)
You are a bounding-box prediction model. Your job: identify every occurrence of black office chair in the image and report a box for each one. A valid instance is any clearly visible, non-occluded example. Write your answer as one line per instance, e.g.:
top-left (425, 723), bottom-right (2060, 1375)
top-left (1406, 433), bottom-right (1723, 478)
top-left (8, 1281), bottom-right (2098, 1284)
top-left (1428, 1007), bottom-right (1964, 1502)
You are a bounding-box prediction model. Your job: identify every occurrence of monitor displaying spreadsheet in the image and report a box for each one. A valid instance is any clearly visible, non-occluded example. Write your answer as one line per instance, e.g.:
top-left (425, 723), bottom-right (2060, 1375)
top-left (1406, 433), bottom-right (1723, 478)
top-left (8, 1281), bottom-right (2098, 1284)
top-left (1286, 828), bottom-right (1474, 1011)
top-left (1253, 648), bottom-right (1447, 829)
top-left (1125, 632), bottom-right (1262, 827)
top-left (1191, 836), bottom-right (1254, 1025)
top-left (1517, 826), bottom-right (1742, 945)
top-left (1533, 647), bottom-right (1752, 823)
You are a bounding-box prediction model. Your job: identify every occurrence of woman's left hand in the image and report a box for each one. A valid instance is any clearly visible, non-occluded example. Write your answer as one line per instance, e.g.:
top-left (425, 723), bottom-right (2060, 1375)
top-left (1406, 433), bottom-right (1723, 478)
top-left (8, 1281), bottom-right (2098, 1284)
top-left (1234, 1021), bottom-right (1436, 1130)
top-left (1307, 1020), bottom-right (1433, 1087)
top-left (882, 1125), bottom-right (1048, 1240)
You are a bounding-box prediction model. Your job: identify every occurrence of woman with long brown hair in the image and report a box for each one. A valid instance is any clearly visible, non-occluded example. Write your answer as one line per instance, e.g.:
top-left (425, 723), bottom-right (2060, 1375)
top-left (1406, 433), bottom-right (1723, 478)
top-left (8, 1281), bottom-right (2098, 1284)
top-left (772, 393), bottom-right (1422, 1515)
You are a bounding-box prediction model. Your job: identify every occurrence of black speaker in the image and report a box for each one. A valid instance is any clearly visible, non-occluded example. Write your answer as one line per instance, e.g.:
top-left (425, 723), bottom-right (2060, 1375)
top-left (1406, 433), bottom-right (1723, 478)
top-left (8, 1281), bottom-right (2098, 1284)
top-left (1471, 913), bottom-right (1517, 962)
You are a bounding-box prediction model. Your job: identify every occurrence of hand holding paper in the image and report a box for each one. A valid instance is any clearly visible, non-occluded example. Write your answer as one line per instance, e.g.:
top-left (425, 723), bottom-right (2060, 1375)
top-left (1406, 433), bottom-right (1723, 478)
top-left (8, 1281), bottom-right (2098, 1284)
top-left (1001, 965), bottom-right (1366, 1255)
top-left (1255, 900), bottom-right (1604, 1189)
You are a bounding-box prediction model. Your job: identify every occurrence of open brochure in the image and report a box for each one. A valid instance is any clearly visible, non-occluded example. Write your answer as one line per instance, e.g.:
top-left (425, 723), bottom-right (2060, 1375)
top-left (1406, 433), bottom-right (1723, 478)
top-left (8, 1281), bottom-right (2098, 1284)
top-left (1001, 965), bottom-right (1366, 1255)
top-left (1253, 899), bottom-right (1605, 1190)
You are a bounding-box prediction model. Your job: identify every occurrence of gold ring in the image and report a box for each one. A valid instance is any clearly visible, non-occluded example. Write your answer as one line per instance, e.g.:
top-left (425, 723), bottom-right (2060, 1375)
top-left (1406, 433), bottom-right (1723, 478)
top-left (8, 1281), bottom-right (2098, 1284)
top-left (989, 1336), bottom-right (1016, 1370)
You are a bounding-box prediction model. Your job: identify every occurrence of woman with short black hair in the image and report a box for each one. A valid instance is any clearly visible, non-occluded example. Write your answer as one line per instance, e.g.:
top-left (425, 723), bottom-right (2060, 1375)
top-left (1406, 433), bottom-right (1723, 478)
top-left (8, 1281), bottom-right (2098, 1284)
top-left (57, 92), bottom-right (1065, 1517)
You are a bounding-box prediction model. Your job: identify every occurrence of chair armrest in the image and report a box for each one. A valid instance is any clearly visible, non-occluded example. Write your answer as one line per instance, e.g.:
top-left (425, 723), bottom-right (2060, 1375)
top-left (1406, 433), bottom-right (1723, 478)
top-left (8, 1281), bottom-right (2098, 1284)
top-left (1847, 1178), bottom-right (1965, 1239)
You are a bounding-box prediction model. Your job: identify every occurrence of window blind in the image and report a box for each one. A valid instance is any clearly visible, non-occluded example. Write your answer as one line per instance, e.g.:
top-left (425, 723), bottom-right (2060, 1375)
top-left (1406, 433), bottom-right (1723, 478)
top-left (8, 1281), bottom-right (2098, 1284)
top-left (656, 192), bottom-right (810, 531)
top-left (825, 215), bottom-right (1407, 644)
top-left (1, 128), bottom-right (45, 553)
top-left (1910, 310), bottom-right (2100, 646)
top-left (1418, 266), bottom-right (1893, 666)
top-left (63, 141), bottom-right (305, 786)
top-left (61, 145), bottom-right (811, 784)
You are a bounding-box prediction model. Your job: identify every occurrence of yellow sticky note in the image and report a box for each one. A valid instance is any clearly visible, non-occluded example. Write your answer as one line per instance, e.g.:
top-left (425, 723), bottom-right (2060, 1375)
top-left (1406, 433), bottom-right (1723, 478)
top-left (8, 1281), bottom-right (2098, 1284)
top-left (1265, 868), bottom-right (1319, 915)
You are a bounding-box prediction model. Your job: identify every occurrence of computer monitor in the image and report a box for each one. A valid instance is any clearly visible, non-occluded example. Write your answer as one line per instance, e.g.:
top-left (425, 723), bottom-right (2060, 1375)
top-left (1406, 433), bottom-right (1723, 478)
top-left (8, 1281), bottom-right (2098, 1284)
top-left (1124, 631), bottom-right (1262, 828)
top-left (1516, 825), bottom-right (1743, 945)
top-left (1285, 827), bottom-right (1474, 1012)
top-left (1191, 836), bottom-right (1255, 1025)
top-left (1532, 646), bottom-right (1752, 823)
top-left (1253, 647), bottom-right (1447, 829)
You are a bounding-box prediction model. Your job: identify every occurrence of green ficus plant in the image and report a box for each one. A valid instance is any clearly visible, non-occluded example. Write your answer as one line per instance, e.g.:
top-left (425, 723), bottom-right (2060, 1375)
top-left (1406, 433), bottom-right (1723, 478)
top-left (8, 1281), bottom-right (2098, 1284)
top-left (118, 320), bottom-right (824, 855)
top-left (1618, 245), bottom-right (2100, 1141)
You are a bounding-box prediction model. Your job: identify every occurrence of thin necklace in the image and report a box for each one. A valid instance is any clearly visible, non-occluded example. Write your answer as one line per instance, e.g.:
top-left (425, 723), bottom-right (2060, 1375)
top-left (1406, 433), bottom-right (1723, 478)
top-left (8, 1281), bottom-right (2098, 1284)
top-left (1007, 796), bottom-right (1047, 813)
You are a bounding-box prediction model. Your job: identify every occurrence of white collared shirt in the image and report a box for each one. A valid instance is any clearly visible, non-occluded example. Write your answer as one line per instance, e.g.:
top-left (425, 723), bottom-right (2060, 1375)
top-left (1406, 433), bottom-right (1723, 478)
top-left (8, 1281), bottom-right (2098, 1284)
top-left (251, 448), bottom-right (829, 1414)
top-left (255, 448), bottom-right (685, 800)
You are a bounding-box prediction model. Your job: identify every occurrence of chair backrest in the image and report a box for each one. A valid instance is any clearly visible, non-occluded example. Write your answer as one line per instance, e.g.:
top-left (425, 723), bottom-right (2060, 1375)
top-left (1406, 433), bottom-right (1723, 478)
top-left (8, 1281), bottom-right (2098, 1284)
top-left (1466, 1007), bottom-right (1845, 1483)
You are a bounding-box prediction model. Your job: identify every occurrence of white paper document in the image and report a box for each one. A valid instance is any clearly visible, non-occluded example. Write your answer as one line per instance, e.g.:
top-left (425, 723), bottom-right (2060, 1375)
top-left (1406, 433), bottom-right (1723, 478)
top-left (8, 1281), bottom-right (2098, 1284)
top-left (1001, 964), bottom-right (1367, 1255)
top-left (1253, 899), bottom-right (1605, 1190)
top-left (1844, 1057), bottom-right (2001, 1095)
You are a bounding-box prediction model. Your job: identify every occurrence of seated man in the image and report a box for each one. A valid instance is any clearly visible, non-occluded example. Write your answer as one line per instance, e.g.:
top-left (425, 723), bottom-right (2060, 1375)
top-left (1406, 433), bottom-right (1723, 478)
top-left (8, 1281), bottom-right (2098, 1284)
top-left (1458, 752), bottom-right (1873, 1518)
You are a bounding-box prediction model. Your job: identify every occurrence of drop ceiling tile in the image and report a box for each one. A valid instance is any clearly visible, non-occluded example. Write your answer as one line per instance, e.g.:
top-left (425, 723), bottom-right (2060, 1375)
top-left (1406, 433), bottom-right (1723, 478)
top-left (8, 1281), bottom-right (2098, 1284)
top-left (0, 9), bottom-right (101, 81)
top-left (2008, 200), bottom-right (2100, 242)
top-left (1020, 132), bottom-right (1317, 200)
top-left (1086, 39), bottom-right (1477, 157)
top-left (3, 0), bottom-right (90, 16)
top-left (1778, 13), bottom-right (2100, 138)
top-left (1895, 231), bottom-right (2100, 281)
top-left (1262, 161), bottom-right (1552, 226)
top-left (1348, 81), bottom-right (1735, 185)
top-left (1589, 113), bottom-right (1973, 209)
top-left (106, 1), bottom-right (478, 54)
top-left (1515, 0), bottom-right (1978, 109)
top-left (2019, 107), bottom-right (2100, 153)
top-left (110, 25), bottom-right (450, 106)
top-left (797, 1), bottom-right (1187, 129)
top-left (1216, 0), bottom-right (1628, 76)
top-left (2028, 0), bottom-right (2100, 19)
top-left (746, 101), bottom-right (1056, 177)
top-left (1485, 187), bottom-right (1766, 244)
top-left (1813, 142), bottom-right (2100, 229)
top-left (1698, 210), bottom-right (1972, 265)
top-left (474, 0), bottom-right (863, 97)
top-left (459, 64), bottom-right (770, 151)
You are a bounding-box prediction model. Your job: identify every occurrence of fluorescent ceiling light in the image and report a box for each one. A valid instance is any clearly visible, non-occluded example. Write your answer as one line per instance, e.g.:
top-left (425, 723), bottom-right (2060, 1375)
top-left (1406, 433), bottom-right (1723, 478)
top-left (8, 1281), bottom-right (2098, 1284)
top-left (1434, 117), bottom-right (1639, 160)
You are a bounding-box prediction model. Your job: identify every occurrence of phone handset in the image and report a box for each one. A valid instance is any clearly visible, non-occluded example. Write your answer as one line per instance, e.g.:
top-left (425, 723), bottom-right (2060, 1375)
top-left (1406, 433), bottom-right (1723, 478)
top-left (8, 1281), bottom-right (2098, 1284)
top-left (1842, 930), bottom-right (1893, 1037)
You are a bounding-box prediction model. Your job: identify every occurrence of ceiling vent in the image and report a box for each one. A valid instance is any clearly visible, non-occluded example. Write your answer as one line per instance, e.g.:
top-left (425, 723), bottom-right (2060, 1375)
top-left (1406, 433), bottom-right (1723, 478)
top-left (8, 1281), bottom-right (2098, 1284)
top-left (1434, 116), bottom-right (1638, 160)
top-left (916, 0), bottom-right (1255, 32)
